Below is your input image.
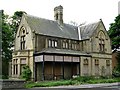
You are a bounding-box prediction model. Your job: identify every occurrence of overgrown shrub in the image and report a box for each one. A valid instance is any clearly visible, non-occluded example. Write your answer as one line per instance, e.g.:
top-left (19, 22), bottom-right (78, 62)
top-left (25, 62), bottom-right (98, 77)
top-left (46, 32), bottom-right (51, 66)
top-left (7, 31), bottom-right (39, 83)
top-left (112, 68), bottom-right (120, 77)
top-left (73, 76), bottom-right (94, 82)
top-left (0, 75), bottom-right (8, 79)
top-left (21, 65), bottom-right (32, 81)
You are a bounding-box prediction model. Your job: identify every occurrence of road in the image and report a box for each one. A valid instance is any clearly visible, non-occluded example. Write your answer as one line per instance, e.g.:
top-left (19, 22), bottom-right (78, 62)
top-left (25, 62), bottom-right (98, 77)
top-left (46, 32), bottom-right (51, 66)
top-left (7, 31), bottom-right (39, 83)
top-left (2, 83), bottom-right (120, 90)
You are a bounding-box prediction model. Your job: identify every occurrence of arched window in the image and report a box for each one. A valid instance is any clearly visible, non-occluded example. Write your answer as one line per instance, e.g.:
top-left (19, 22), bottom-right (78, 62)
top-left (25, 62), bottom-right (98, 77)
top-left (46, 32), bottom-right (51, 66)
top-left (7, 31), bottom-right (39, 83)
top-left (20, 26), bottom-right (26, 50)
top-left (98, 31), bottom-right (105, 52)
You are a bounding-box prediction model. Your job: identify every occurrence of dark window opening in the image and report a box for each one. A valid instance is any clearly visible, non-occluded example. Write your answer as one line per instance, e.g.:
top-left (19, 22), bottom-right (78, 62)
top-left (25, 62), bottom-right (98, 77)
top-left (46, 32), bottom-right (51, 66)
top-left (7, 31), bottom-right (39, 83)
top-left (20, 35), bottom-right (25, 50)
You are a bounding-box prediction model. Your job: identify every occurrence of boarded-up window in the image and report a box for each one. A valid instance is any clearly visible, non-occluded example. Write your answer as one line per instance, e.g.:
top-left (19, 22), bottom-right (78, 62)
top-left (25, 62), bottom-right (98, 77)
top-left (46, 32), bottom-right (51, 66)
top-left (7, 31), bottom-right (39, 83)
top-left (20, 58), bottom-right (26, 64)
top-left (83, 58), bottom-right (89, 75)
top-left (55, 56), bottom-right (63, 62)
top-left (44, 55), bottom-right (53, 61)
top-left (95, 59), bottom-right (99, 75)
top-left (73, 57), bottom-right (79, 62)
top-left (64, 56), bottom-right (71, 62)
top-left (106, 60), bottom-right (111, 75)
top-left (83, 65), bottom-right (88, 76)
top-left (95, 65), bottom-right (99, 75)
top-left (106, 66), bottom-right (110, 75)
top-left (35, 55), bottom-right (43, 62)
top-left (20, 58), bottom-right (26, 75)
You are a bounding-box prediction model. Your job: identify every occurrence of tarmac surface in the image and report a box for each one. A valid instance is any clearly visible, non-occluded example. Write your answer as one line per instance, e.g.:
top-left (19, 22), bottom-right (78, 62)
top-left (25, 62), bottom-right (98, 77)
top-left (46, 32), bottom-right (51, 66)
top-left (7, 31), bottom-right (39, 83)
top-left (2, 82), bottom-right (120, 90)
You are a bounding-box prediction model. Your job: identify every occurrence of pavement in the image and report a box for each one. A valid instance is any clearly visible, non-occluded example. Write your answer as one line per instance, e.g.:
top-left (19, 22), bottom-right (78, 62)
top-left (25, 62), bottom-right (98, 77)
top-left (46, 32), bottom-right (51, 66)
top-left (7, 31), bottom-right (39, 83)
top-left (2, 82), bottom-right (120, 90)
top-left (34, 82), bottom-right (120, 89)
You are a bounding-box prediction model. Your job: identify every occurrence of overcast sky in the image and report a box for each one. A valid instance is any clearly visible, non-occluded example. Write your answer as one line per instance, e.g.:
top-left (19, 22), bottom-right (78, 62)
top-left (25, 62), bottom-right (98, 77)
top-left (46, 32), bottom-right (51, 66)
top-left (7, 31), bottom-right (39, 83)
top-left (0, 0), bottom-right (119, 30)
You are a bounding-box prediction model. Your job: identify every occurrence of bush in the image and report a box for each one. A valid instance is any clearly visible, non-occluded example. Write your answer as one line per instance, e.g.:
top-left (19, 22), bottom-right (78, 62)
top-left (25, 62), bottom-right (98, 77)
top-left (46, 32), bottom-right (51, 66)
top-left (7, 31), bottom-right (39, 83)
top-left (21, 65), bottom-right (32, 81)
top-left (0, 75), bottom-right (8, 79)
top-left (112, 68), bottom-right (120, 77)
top-left (73, 76), bottom-right (94, 82)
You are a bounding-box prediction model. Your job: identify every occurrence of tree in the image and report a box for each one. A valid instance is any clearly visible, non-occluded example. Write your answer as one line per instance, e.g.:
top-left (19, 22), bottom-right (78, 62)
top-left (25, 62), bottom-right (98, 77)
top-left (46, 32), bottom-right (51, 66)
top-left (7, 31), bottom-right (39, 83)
top-left (2, 11), bottom-right (25, 78)
top-left (10, 11), bottom-right (26, 35)
top-left (2, 11), bottom-right (13, 78)
top-left (116, 52), bottom-right (120, 72)
top-left (108, 15), bottom-right (120, 76)
top-left (108, 15), bottom-right (120, 50)
top-left (69, 21), bottom-right (86, 27)
top-left (69, 21), bottom-right (78, 26)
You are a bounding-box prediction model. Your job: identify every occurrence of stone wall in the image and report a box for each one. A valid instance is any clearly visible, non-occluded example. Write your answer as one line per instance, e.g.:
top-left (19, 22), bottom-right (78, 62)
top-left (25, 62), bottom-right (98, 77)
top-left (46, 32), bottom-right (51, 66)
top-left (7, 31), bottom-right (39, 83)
top-left (0, 79), bottom-right (26, 89)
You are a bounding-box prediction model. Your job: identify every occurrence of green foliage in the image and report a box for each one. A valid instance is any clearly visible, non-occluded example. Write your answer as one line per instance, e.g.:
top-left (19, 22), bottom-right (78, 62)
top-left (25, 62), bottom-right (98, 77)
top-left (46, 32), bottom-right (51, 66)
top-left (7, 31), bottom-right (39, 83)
top-left (25, 80), bottom-right (77, 88)
top-left (88, 78), bottom-right (120, 84)
top-left (25, 76), bottom-right (120, 88)
top-left (10, 11), bottom-right (26, 34)
top-left (2, 10), bottom-right (25, 78)
top-left (2, 12), bottom-right (13, 61)
top-left (112, 70), bottom-right (120, 77)
top-left (101, 66), bottom-right (106, 77)
top-left (116, 52), bottom-right (120, 72)
top-left (112, 66), bottom-right (120, 77)
top-left (108, 15), bottom-right (120, 50)
top-left (72, 76), bottom-right (94, 82)
top-left (2, 11), bottom-right (13, 78)
top-left (21, 65), bottom-right (32, 81)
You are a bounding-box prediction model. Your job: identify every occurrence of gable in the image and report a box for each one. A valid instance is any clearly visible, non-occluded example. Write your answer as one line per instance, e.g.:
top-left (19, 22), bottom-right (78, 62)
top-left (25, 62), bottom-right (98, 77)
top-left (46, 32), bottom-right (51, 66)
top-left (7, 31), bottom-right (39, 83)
top-left (80, 21), bottom-right (99, 40)
top-left (93, 20), bottom-right (110, 40)
top-left (14, 14), bottom-right (34, 50)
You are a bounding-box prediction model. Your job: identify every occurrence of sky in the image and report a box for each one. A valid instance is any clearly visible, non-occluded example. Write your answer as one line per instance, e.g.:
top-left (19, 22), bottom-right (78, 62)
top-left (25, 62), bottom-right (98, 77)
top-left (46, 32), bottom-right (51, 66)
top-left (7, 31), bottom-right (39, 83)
top-left (0, 0), bottom-right (120, 30)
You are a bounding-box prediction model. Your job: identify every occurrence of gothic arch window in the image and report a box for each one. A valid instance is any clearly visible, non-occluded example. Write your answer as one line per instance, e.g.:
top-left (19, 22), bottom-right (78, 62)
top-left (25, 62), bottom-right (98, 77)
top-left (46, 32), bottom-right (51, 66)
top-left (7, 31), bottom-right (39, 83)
top-left (20, 26), bottom-right (26, 50)
top-left (98, 31), bottom-right (105, 52)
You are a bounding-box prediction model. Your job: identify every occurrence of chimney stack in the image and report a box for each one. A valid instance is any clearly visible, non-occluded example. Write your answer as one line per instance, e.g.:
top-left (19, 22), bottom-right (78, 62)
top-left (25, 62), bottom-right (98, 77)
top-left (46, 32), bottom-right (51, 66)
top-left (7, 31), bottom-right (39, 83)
top-left (54, 5), bottom-right (63, 25)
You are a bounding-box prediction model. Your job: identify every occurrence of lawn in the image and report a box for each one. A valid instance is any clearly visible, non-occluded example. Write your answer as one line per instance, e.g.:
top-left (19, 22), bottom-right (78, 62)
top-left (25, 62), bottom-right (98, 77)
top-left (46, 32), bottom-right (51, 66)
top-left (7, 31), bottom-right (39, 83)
top-left (25, 76), bottom-right (120, 88)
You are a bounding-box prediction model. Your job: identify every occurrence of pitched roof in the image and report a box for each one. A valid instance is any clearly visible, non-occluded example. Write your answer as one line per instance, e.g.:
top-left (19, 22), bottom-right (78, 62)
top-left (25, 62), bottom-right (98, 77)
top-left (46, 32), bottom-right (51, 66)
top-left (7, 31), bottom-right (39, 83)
top-left (25, 14), bottom-right (79, 40)
top-left (24, 14), bottom-right (101, 40)
top-left (80, 21), bottom-right (100, 40)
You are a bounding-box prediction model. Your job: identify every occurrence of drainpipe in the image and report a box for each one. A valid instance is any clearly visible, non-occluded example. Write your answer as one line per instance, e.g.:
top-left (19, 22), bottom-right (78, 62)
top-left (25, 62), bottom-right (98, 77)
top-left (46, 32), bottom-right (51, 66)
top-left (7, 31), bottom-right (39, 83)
top-left (78, 25), bottom-right (81, 40)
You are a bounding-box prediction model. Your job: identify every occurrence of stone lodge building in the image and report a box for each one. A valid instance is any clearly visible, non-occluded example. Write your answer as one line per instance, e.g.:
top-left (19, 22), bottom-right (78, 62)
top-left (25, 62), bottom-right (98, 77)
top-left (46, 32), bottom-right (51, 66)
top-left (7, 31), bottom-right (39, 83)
top-left (11, 5), bottom-right (112, 81)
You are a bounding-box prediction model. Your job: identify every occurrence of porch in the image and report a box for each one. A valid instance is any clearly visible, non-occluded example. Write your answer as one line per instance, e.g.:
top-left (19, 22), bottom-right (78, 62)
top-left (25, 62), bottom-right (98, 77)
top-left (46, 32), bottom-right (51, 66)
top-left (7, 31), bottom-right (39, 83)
top-left (34, 55), bottom-right (80, 81)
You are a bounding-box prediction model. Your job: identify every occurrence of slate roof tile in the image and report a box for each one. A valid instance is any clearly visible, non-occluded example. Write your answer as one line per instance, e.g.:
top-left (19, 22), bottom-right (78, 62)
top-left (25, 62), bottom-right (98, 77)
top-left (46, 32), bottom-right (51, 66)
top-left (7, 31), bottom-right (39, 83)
top-left (24, 14), bottom-right (100, 40)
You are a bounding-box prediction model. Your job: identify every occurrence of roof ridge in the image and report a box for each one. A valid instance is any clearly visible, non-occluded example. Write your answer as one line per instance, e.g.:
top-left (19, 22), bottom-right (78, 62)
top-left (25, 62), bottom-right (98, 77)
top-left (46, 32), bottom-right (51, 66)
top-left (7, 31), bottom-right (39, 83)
top-left (26, 14), bottom-right (54, 22)
top-left (24, 14), bottom-right (79, 40)
top-left (80, 21), bottom-right (100, 27)
top-left (26, 14), bottom-right (77, 28)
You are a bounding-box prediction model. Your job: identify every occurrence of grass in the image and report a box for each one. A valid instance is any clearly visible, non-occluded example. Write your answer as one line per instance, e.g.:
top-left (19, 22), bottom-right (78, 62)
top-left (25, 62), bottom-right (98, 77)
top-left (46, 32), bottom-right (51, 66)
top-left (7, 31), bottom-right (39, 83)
top-left (25, 76), bottom-right (120, 88)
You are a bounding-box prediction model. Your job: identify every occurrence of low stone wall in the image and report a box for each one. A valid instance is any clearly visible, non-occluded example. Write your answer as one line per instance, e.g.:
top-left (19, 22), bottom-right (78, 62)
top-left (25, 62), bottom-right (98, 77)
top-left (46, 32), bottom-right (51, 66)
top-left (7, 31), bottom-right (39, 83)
top-left (0, 79), bottom-right (26, 89)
